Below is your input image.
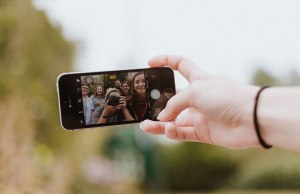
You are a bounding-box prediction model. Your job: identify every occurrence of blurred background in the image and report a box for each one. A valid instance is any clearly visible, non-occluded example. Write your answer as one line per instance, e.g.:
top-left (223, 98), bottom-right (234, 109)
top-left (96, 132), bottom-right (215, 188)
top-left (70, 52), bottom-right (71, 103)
top-left (1, 0), bottom-right (300, 193)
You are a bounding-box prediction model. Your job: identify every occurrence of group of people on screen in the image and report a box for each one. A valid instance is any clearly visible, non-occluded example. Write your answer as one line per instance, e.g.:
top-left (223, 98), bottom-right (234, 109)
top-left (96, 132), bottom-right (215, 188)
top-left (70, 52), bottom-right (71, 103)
top-left (81, 72), bottom-right (150, 125)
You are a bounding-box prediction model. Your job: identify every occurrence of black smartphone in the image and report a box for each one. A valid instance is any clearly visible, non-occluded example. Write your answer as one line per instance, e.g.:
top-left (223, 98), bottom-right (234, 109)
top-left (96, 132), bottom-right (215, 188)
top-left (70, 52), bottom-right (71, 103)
top-left (57, 67), bottom-right (176, 130)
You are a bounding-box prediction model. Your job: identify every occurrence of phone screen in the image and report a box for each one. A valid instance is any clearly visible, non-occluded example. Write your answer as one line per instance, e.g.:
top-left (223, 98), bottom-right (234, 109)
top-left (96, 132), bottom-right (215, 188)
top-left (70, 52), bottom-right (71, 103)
top-left (57, 67), bottom-right (175, 130)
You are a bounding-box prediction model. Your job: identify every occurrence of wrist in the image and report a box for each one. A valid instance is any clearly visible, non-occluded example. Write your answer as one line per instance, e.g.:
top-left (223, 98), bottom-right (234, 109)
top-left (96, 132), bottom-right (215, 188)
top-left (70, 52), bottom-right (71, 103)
top-left (239, 85), bottom-right (262, 148)
top-left (101, 114), bottom-right (108, 119)
top-left (257, 87), bottom-right (289, 149)
top-left (253, 86), bottom-right (273, 149)
top-left (102, 109), bottom-right (110, 117)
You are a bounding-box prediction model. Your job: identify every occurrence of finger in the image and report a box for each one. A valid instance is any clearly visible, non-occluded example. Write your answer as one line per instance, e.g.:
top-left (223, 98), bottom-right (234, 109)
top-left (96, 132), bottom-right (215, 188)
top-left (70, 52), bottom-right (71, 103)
top-left (120, 96), bottom-right (125, 100)
top-left (116, 105), bottom-right (123, 109)
top-left (175, 111), bottom-right (212, 143)
top-left (165, 122), bottom-right (202, 142)
top-left (148, 55), bottom-right (206, 82)
top-left (189, 108), bottom-right (211, 143)
top-left (157, 87), bottom-right (191, 121)
top-left (175, 108), bottom-right (193, 127)
top-left (140, 120), bottom-right (166, 135)
top-left (119, 104), bottom-right (125, 108)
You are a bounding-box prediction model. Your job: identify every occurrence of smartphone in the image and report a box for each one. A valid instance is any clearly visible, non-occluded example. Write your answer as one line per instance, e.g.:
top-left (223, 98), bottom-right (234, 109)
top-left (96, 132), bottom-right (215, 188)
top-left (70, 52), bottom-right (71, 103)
top-left (57, 67), bottom-right (176, 130)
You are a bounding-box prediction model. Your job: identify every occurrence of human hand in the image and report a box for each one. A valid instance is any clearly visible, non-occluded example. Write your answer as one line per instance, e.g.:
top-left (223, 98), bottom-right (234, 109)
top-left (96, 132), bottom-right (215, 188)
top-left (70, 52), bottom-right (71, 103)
top-left (103, 105), bottom-right (117, 115)
top-left (117, 96), bottom-right (127, 110)
top-left (140, 55), bottom-right (260, 149)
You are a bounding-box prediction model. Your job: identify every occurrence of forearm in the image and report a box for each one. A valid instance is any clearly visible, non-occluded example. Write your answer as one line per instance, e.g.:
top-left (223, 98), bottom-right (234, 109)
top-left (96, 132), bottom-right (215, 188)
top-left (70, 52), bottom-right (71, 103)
top-left (98, 110), bottom-right (108, 124)
top-left (257, 87), bottom-right (300, 151)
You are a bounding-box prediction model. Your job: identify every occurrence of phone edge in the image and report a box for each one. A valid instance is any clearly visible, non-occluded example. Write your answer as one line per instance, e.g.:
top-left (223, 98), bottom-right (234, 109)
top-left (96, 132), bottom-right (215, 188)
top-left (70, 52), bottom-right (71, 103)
top-left (56, 72), bottom-right (73, 131)
top-left (56, 67), bottom-right (175, 130)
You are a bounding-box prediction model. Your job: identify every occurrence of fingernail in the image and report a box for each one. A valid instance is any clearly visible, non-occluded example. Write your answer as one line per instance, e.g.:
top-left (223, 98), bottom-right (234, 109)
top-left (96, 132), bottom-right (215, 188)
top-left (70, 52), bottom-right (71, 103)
top-left (139, 122), bottom-right (144, 130)
top-left (157, 110), bottom-right (165, 121)
top-left (157, 115), bottom-right (162, 121)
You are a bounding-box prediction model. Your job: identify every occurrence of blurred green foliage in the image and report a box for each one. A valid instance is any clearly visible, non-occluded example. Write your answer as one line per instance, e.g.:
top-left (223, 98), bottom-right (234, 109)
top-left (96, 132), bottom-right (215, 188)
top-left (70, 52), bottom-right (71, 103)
top-left (247, 170), bottom-right (300, 189)
top-left (101, 130), bottom-right (238, 191)
top-left (252, 68), bottom-right (279, 86)
top-left (0, 0), bottom-right (75, 150)
top-left (252, 68), bottom-right (300, 86)
top-left (0, 0), bottom-right (81, 193)
top-left (158, 143), bottom-right (238, 191)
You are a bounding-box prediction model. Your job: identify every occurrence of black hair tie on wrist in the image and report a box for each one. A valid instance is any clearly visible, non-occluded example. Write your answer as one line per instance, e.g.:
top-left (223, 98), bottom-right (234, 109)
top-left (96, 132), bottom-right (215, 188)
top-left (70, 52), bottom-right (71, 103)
top-left (253, 86), bottom-right (273, 149)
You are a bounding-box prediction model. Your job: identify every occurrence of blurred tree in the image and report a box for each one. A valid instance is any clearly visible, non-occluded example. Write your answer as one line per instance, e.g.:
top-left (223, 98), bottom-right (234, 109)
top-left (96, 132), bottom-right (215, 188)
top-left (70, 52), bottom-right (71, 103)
top-left (251, 68), bottom-right (279, 86)
top-left (0, 0), bottom-right (84, 193)
top-left (0, 0), bottom-right (75, 149)
top-left (287, 69), bottom-right (300, 86)
top-left (251, 67), bottom-right (300, 87)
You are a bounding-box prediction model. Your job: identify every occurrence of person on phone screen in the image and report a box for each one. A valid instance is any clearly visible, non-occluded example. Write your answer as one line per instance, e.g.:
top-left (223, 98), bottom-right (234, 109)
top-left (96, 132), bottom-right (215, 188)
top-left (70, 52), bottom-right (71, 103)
top-left (81, 84), bottom-right (94, 125)
top-left (140, 55), bottom-right (300, 152)
top-left (114, 80), bottom-right (122, 91)
top-left (97, 88), bottom-right (135, 124)
top-left (90, 85), bottom-right (105, 109)
top-left (121, 81), bottom-right (132, 103)
top-left (131, 72), bottom-right (150, 120)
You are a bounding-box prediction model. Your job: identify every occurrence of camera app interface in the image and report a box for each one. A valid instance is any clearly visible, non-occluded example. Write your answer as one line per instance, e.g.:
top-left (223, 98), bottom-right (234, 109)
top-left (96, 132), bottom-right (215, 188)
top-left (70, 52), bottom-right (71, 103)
top-left (80, 71), bottom-right (174, 125)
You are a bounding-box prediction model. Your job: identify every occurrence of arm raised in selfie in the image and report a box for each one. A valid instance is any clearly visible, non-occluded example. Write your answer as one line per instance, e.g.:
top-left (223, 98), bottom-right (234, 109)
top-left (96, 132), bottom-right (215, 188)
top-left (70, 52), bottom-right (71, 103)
top-left (97, 105), bottom-right (115, 124)
top-left (140, 55), bottom-right (300, 152)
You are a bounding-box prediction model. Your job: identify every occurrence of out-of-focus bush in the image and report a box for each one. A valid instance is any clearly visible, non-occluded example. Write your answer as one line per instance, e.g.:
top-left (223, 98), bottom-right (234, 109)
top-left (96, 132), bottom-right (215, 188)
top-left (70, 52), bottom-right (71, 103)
top-left (0, 96), bottom-right (38, 193)
top-left (229, 149), bottom-right (300, 190)
top-left (252, 68), bottom-right (279, 86)
top-left (158, 142), bottom-right (238, 191)
top-left (252, 68), bottom-right (300, 87)
top-left (247, 169), bottom-right (300, 189)
top-left (0, 0), bottom-right (78, 193)
top-left (100, 129), bottom-right (238, 192)
top-left (0, 0), bottom-right (75, 149)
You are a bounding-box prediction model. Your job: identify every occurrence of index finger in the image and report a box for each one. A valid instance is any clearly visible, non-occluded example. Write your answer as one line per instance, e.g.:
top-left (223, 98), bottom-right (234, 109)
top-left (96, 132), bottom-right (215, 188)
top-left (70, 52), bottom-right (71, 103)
top-left (148, 55), bottom-right (207, 82)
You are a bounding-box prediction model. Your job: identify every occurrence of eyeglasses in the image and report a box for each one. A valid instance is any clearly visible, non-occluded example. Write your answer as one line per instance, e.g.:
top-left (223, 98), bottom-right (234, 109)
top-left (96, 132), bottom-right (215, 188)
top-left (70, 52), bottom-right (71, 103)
top-left (81, 86), bottom-right (89, 90)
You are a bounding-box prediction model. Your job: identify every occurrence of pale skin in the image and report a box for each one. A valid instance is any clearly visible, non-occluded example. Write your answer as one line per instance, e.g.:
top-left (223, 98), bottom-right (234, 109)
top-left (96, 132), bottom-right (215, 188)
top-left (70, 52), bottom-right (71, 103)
top-left (98, 91), bottom-right (134, 123)
top-left (115, 80), bottom-right (121, 90)
top-left (96, 86), bottom-right (103, 96)
top-left (134, 74), bottom-right (146, 98)
top-left (121, 83), bottom-right (130, 95)
top-left (94, 86), bottom-right (104, 107)
top-left (140, 55), bottom-right (300, 152)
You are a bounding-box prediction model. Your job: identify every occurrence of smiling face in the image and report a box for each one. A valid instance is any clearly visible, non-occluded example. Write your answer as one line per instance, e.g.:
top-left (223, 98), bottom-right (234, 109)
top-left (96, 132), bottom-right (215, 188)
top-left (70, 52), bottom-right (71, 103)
top-left (115, 80), bottom-right (121, 89)
top-left (81, 85), bottom-right (89, 96)
top-left (133, 73), bottom-right (145, 94)
top-left (121, 82), bottom-right (129, 93)
top-left (96, 86), bottom-right (103, 95)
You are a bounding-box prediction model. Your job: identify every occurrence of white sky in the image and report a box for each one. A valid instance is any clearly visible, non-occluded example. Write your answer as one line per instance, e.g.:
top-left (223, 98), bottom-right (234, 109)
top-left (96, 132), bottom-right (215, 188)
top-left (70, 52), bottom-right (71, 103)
top-left (34, 0), bottom-right (300, 88)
